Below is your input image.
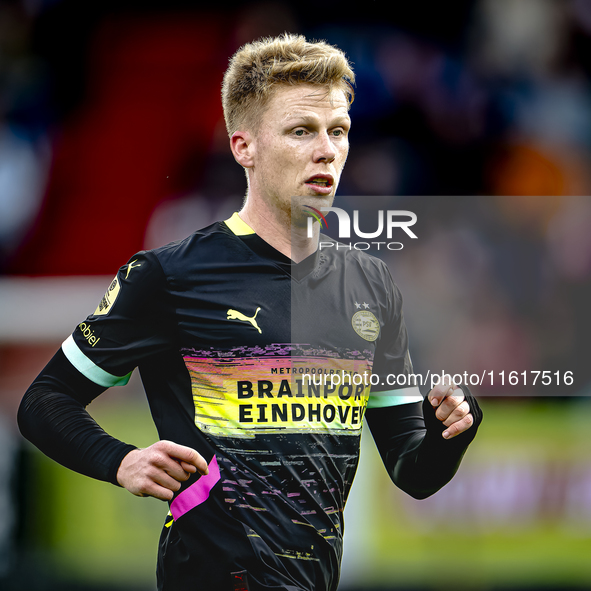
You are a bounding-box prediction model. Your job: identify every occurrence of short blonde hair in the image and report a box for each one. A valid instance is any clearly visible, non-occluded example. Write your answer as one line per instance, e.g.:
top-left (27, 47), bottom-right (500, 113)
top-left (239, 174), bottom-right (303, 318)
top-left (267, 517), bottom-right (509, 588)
top-left (222, 33), bottom-right (355, 136)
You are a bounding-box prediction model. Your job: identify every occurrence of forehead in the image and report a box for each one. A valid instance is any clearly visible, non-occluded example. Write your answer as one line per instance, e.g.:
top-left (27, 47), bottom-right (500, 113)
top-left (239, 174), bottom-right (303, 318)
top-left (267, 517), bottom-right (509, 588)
top-left (262, 84), bottom-right (350, 125)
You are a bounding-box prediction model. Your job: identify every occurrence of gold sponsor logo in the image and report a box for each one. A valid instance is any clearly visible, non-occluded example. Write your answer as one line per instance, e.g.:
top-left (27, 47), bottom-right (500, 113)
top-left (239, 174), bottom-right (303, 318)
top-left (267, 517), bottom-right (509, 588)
top-left (93, 276), bottom-right (120, 316)
top-left (78, 322), bottom-right (101, 347)
top-left (125, 259), bottom-right (141, 279)
top-left (352, 310), bottom-right (380, 341)
top-left (227, 307), bottom-right (262, 333)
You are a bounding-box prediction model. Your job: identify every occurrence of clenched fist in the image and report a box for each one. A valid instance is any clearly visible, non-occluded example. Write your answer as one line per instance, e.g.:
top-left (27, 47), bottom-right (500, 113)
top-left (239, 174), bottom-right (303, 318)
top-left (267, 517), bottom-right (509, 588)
top-left (117, 440), bottom-right (208, 501)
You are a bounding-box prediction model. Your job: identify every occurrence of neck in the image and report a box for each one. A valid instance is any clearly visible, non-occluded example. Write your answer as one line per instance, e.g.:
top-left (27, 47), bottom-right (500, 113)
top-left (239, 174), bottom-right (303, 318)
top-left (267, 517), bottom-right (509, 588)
top-left (239, 199), bottom-right (319, 263)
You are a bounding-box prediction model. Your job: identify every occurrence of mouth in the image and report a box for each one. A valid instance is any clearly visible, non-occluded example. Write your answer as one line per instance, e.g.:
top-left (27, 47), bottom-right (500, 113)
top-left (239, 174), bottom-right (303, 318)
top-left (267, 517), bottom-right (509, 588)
top-left (305, 175), bottom-right (334, 193)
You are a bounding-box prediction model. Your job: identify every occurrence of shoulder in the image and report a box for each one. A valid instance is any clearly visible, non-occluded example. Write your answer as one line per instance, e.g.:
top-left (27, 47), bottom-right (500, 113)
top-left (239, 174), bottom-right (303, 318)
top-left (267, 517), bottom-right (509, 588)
top-left (149, 220), bottom-right (233, 260)
top-left (143, 220), bottom-right (244, 276)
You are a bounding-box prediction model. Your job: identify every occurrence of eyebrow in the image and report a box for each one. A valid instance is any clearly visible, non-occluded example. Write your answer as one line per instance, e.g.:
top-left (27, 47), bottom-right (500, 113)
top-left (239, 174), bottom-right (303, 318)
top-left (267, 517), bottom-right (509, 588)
top-left (283, 113), bottom-right (351, 127)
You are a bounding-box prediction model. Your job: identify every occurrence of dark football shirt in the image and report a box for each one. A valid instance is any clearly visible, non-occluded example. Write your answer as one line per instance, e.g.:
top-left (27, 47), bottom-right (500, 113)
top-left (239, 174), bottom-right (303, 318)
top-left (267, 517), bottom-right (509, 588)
top-left (61, 213), bottom-right (421, 591)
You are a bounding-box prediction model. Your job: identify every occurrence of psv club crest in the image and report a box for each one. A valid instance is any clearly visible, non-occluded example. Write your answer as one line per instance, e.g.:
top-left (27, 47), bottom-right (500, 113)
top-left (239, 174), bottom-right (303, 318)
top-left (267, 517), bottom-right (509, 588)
top-left (351, 307), bottom-right (380, 342)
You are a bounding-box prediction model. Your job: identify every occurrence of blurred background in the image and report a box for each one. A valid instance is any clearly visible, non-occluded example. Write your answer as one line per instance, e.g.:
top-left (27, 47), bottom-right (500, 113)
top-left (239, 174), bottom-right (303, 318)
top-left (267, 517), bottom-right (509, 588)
top-left (1, 0), bottom-right (591, 589)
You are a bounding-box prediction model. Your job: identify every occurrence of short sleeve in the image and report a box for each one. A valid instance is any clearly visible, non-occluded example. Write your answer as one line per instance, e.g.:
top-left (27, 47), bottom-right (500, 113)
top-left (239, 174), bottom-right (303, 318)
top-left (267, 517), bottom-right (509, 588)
top-left (367, 264), bottom-right (422, 409)
top-left (61, 251), bottom-right (173, 387)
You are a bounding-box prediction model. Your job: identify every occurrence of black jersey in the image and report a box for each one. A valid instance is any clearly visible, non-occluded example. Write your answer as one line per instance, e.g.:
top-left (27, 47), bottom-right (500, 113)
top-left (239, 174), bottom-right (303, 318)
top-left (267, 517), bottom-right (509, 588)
top-left (61, 213), bottom-right (421, 591)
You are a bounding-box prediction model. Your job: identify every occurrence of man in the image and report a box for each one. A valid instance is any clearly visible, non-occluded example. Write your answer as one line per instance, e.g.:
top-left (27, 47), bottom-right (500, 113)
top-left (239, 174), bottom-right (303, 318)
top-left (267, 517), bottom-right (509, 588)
top-left (18, 34), bottom-right (482, 590)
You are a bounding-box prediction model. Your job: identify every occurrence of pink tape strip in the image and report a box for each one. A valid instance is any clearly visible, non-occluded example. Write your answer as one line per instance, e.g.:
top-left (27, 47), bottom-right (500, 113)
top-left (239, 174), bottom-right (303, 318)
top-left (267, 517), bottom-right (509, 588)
top-left (170, 455), bottom-right (220, 520)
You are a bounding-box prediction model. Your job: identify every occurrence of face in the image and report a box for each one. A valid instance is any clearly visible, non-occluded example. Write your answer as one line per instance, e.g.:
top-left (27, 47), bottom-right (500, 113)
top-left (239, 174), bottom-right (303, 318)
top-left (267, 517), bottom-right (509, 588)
top-left (245, 83), bottom-right (351, 228)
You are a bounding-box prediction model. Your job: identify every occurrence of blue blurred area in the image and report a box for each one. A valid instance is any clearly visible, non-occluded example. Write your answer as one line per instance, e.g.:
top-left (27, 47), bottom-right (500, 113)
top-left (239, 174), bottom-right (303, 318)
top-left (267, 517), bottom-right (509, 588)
top-left (2, 1), bottom-right (591, 590)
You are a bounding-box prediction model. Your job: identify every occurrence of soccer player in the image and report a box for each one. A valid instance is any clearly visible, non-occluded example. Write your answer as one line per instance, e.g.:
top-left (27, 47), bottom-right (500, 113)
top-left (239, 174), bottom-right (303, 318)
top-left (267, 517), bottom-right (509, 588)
top-left (18, 34), bottom-right (482, 591)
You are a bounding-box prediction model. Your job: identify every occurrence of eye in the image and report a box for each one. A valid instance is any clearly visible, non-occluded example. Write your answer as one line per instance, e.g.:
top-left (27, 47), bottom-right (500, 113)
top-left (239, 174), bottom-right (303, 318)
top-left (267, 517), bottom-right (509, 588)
top-left (294, 129), bottom-right (306, 137)
top-left (332, 128), bottom-right (346, 137)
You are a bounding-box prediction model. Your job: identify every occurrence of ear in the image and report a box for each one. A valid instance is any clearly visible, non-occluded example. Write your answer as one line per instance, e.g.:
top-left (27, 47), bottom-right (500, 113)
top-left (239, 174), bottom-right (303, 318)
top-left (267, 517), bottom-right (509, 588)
top-left (230, 130), bottom-right (255, 168)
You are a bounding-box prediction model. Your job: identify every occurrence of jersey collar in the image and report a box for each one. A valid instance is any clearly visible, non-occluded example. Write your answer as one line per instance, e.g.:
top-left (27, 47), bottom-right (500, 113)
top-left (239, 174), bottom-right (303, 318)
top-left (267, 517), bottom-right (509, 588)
top-left (223, 213), bottom-right (320, 280)
top-left (224, 212), bottom-right (255, 236)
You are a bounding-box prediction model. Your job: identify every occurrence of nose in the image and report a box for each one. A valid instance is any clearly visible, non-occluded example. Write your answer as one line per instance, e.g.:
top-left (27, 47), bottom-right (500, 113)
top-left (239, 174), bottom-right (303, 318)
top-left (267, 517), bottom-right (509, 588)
top-left (313, 131), bottom-right (336, 163)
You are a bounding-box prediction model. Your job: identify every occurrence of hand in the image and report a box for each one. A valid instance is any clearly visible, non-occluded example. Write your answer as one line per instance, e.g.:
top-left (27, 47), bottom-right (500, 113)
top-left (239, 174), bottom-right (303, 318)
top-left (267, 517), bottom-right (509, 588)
top-left (428, 380), bottom-right (474, 440)
top-left (117, 440), bottom-right (208, 501)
